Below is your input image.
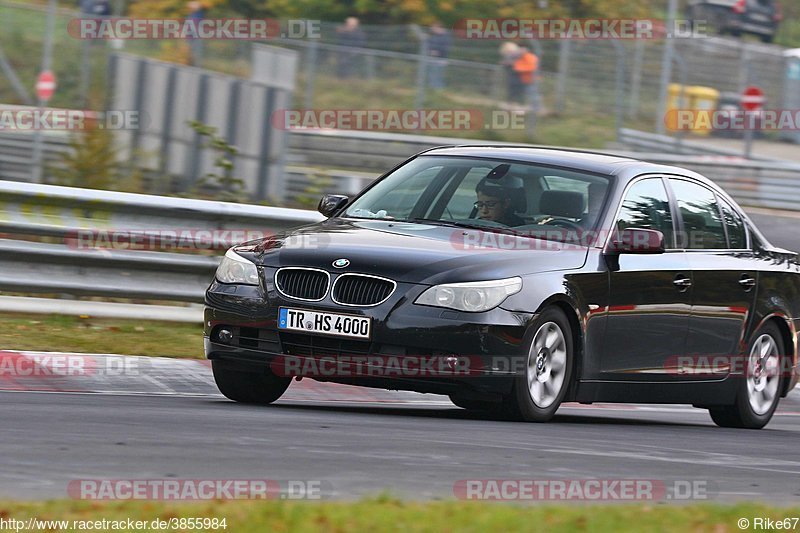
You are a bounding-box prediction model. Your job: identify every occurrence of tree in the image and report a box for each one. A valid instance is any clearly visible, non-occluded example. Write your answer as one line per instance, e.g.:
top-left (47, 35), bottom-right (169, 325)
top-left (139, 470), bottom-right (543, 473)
top-left (127, 0), bottom-right (657, 24)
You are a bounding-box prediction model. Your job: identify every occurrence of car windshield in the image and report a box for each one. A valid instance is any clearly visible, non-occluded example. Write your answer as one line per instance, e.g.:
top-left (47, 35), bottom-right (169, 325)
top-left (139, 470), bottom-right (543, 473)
top-left (343, 156), bottom-right (612, 243)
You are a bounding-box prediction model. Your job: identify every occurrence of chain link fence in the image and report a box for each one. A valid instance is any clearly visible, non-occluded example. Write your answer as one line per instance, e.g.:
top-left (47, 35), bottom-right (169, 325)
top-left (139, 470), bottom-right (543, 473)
top-left (0, 2), bottom-right (795, 162)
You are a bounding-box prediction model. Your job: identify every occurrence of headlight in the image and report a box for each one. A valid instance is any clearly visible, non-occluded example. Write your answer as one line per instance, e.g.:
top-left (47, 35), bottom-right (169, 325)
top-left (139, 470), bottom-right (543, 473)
top-left (215, 249), bottom-right (260, 285)
top-left (415, 277), bottom-right (522, 312)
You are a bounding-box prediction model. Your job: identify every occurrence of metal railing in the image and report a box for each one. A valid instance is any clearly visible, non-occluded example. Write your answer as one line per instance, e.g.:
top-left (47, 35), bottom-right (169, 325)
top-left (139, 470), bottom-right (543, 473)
top-left (3, 139), bottom-right (800, 319)
top-left (0, 181), bottom-right (324, 304)
top-left (7, 127), bottom-right (800, 212)
top-left (283, 128), bottom-right (800, 212)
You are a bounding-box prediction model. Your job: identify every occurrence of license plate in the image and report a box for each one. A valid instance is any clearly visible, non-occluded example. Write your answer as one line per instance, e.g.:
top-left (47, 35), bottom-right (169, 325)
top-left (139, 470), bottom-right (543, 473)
top-left (278, 308), bottom-right (371, 339)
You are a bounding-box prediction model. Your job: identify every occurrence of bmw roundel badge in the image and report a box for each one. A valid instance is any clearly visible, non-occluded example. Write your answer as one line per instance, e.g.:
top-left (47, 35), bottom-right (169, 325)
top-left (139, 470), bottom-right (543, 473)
top-left (332, 258), bottom-right (350, 268)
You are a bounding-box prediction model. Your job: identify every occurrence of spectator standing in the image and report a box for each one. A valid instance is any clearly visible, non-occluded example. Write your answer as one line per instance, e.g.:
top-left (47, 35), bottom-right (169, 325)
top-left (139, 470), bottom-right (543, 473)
top-left (427, 21), bottom-right (450, 89)
top-left (499, 42), bottom-right (522, 103)
top-left (187, 1), bottom-right (206, 66)
top-left (336, 17), bottom-right (366, 79)
top-left (500, 42), bottom-right (539, 105)
top-left (514, 44), bottom-right (539, 109)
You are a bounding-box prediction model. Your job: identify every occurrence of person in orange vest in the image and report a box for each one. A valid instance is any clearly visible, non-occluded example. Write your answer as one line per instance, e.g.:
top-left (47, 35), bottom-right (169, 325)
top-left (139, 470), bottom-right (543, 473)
top-left (500, 42), bottom-right (539, 104)
top-left (513, 45), bottom-right (539, 106)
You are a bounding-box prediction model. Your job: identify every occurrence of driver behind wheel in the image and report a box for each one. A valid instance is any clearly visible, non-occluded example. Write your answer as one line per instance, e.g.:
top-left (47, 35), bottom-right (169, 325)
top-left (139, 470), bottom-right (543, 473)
top-left (475, 176), bottom-right (526, 227)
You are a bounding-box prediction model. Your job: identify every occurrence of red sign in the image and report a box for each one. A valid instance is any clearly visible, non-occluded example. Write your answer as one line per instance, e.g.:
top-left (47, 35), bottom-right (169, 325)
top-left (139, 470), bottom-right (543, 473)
top-left (35, 70), bottom-right (56, 102)
top-left (741, 86), bottom-right (765, 112)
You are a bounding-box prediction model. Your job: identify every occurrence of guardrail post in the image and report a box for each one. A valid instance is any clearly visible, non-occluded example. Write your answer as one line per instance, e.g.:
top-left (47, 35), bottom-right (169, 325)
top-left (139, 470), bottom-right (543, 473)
top-left (256, 87), bottom-right (277, 201)
top-left (673, 52), bottom-right (688, 154)
top-left (656, 0), bottom-right (678, 135)
top-left (128, 58), bottom-right (147, 172)
top-left (225, 79), bottom-right (241, 183)
top-left (184, 73), bottom-right (209, 192)
top-left (365, 52), bottom-right (376, 80)
top-left (490, 64), bottom-right (504, 103)
top-left (628, 39), bottom-right (645, 119)
top-left (555, 39), bottom-right (570, 114)
top-left (304, 40), bottom-right (318, 109)
top-left (157, 66), bottom-right (178, 193)
top-left (742, 53), bottom-right (755, 160)
top-left (30, 0), bottom-right (57, 184)
top-left (613, 40), bottom-right (626, 141)
top-left (414, 36), bottom-right (429, 110)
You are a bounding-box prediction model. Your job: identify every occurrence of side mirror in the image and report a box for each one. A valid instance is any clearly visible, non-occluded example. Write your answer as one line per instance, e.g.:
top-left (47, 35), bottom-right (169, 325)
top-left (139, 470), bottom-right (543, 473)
top-left (606, 228), bottom-right (665, 255)
top-left (318, 194), bottom-right (349, 218)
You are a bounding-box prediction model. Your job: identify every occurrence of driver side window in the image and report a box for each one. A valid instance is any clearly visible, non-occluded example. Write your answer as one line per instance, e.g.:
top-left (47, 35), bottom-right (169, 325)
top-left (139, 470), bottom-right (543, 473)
top-left (616, 178), bottom-right (675, 249)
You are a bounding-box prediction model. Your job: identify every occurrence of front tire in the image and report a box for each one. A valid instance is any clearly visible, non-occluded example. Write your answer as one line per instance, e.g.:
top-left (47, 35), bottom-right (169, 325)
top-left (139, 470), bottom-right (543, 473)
top-left (709, 322), bottom-right (784, 429)
top-left (212, 360), bottom-right (291, 404)
top-left (510, 307), bottom-right (574, 422)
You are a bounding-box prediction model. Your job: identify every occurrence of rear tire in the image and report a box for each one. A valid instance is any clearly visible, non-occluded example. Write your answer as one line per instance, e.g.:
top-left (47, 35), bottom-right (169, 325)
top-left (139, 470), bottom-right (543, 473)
top-left (509, 307), bottom-right (574, 422)
top-left (212, 360), bottom-right (291, 404)
top-left (709, 322), bottom-right (784, 429)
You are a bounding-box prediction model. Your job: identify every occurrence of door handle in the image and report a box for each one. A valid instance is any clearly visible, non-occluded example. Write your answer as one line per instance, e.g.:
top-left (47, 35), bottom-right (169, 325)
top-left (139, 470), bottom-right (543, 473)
top-left (739, 275), bottom-right (756, 289)
top-left (673, 276), bottom-right (692, 290)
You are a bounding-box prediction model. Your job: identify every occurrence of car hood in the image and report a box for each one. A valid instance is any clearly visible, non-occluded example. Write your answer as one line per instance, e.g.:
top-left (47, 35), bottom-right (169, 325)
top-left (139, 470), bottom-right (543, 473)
top-left (235, 219), bottom-right (589, 285)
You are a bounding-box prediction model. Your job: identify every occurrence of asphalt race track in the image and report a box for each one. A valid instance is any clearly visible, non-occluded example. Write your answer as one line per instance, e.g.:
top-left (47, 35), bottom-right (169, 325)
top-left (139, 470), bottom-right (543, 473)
top-left (2, 210), bottom-right (800, 503)
top-left (2, 390), bottom-right (800, 502)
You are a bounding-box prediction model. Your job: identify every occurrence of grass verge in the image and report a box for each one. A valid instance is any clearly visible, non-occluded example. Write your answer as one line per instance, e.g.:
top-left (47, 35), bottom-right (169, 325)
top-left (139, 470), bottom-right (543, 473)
top-left (0, 313), bottom-right (203, 359)
top-left (0, 498), bottom-right (797, 532)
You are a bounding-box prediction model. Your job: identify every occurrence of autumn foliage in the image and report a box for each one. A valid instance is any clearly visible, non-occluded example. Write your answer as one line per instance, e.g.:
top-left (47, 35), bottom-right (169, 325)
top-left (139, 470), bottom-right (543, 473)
top-left (128, 0), bottom-right (655, 25)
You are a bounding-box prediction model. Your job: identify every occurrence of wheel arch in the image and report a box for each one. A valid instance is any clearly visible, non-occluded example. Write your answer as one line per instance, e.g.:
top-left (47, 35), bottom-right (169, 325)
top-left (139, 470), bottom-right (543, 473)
top-left (751, 312), bottom-right (797, 398)
top-left (534, 294), bottom-right (583, 398)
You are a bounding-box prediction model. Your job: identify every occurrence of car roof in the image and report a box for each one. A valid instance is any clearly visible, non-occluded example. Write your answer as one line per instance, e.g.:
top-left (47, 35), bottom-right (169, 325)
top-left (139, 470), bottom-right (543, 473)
top-left (420, 145), bottom-right (645, 175)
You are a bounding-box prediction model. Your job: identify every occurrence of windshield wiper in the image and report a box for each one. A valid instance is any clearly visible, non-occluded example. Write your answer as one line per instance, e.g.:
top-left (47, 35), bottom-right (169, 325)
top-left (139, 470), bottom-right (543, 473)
top-left (400, 218), bottom-right (509, 232)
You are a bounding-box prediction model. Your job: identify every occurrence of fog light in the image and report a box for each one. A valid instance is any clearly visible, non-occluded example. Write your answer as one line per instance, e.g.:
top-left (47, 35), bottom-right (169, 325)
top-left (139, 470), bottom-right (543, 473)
top-left (217, 329), bottom-right (233, 344)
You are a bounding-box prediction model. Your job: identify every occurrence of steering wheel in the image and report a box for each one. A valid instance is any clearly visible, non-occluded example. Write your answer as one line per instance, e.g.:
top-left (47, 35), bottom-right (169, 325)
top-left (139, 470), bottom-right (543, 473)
top-left (545, 218), bottom-right (583, 232)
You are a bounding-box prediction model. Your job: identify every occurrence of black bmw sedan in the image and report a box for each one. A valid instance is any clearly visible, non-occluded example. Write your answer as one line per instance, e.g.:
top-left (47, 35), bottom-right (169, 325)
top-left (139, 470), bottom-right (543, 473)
top-left (204, 146), bottom-right (800, 429)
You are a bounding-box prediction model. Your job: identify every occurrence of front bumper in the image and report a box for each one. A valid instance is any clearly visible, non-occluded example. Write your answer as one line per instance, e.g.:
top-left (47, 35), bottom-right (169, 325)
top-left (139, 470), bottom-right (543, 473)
top-left (204, 277), bottom-right (534, 397)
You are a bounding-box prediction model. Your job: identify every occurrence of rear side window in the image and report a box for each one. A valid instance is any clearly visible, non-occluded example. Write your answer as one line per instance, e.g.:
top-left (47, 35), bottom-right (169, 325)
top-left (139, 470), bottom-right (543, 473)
top-left (616, 178), bottom-right (674, 248)
top-left (718, 197), bottom-right (748, 249)
top-left (669, 179), bottom-right (727, 250)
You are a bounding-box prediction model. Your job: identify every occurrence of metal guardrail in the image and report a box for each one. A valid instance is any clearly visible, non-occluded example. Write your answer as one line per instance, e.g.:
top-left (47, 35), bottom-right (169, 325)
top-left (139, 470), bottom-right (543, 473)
top-left (0, 180), bottom-right (323, 239)
top-left (6, 127), bottom-right (800, 211)
top-left (616, 128), bottom-right (774, 159)
top-left (3, 134), bottom-right (800, 318)
top-left (284, 128), bottom-right (800, 212)
top-left (0, 181), bottom-right (324, 305)
top-left (0, 130), bottom-right (72, 182)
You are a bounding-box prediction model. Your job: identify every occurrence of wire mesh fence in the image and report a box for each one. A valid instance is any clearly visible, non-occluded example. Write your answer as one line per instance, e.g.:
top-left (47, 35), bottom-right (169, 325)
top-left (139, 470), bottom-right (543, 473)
top-left (0, 1), bottom-right (794, 149)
